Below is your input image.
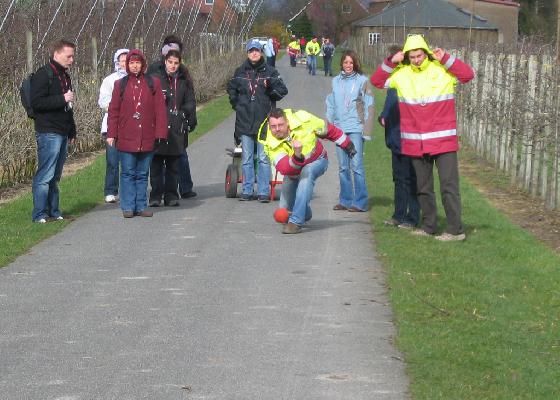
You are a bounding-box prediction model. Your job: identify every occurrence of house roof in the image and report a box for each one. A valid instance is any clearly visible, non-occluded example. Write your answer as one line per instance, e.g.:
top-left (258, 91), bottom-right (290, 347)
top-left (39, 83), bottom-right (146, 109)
top-left (353, 0), bottom-right (498, 30)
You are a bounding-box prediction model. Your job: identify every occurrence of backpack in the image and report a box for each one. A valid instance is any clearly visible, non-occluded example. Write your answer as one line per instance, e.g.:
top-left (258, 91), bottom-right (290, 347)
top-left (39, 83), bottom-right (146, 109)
top-left (119, 74), bottom-right (156, 100)
top-left (20, 66), bottom-right (54, 119)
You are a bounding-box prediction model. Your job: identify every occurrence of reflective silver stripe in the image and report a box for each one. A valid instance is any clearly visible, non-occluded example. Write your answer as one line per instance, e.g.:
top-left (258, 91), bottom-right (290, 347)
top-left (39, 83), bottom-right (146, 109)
top-left (334, 134), bottom-right (348, 146)
top-left (274, 153), bottom-right (286, 165)
top-left (401, 129), bottom-right (457, 140)
top-left (304, 146), bottom-right (327, 161)
top-left (381, 62), bottom-right (394, 74)
top-left (289, 157), bottom-right (302, 170)
top-left (398, 93), bottom-right (454, 105)
top-left (444, 55), bottom-right (456, 70)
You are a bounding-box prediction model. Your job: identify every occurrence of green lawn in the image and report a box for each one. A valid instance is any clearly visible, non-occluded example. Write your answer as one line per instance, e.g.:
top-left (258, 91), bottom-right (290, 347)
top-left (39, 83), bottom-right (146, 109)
top-left (365, 88), bottom-right (560, 399)
top-left (0, 94), bottom-right (234, 268)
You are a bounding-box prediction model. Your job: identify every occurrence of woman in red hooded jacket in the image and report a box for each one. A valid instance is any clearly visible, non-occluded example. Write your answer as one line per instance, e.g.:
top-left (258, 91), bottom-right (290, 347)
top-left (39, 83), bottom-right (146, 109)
top-left (107, 49), bottom-right (167, 218)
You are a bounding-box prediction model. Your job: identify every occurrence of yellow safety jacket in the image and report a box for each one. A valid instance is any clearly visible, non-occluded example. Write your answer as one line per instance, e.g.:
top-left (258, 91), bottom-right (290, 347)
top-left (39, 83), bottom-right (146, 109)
top-left (305, 41), bottom-right (320, 56)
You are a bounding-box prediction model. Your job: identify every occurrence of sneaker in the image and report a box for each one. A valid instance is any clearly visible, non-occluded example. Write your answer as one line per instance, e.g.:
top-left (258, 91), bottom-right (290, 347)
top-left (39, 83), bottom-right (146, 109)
top-left (165, 199), bottom-right (179, 207)
top-left (180, 191), bottom-right (197, 199)
top-left (333, 204), bottom-right (347, 211)
top-left (282, 222), bottom-right (302, 234)
top-left (104, 195), bottom-right (118, 203)
top-left (257, 195), bottom-right (270, 203)
top-left (383, 218), bottom-right (400, 227)
top-left (411, 228), bottom-right (433, 237)
top-left (239, 194), bottom-right (252, 201)
top-left (136, 210), bottom-right (153, 217)
top-left (397, 222), bottom-right (414, 230)
top-left (348, 206), bottom-right (367, 212)
top-left (35, 218), bottom-right (47, 224)
top-left (55, 216), bottom-right (64, 221)
top-left (149, 200), bottom-right (161, 207)
top-left (122, 211), bottom-right (134, 218)
top-left (435, 232), bottom-right (466, 242)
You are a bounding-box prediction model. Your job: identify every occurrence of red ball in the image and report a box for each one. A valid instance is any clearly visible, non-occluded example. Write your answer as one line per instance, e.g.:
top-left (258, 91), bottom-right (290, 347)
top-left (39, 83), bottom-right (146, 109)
top-left (273, 208), bottom-right (289, 224)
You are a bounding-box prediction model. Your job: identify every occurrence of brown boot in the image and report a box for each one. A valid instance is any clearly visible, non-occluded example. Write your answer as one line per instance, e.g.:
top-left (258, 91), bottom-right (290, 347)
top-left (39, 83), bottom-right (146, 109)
top-left (122, 211), bottom-right (134, 218)
top-left (282, 222), bottom-right (302, 234)
top-left (136, 210), bottom-right (153, 217)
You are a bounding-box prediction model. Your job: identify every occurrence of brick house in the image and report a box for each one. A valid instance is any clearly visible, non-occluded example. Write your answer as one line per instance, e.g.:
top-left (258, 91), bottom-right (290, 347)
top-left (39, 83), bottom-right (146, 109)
top-left (352, 0), bottom-right (501, 47)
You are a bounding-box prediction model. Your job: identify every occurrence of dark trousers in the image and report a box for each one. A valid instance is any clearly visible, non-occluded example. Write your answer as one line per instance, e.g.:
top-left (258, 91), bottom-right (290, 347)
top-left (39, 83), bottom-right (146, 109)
top-left (267, 55), bottom-right (276, 67)
top-left (323, 57), bottom-right (332, 76)
top-left (392, 152), bottom-right (419, 225)
top-left (290, 55), bottom-right (296, 67)
top-left (178, 150), bottom-right (194, 195)
top-left (411, 152), bottom-right (463, 235)
top-left (150, 154), bottom-right (180, 203)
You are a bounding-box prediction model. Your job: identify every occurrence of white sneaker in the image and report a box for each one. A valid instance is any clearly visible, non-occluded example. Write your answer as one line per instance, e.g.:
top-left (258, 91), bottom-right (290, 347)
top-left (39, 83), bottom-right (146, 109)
top-left (55, 216), bottom-right (64, 221)
top-left (435, 232), bottom-right (466, 242)
top-left (105, 195), bottom-right (118, 203)
top-left (411, 228), bottom-right (433, 237)
top-left (36, 218), bottom-right (47, 224)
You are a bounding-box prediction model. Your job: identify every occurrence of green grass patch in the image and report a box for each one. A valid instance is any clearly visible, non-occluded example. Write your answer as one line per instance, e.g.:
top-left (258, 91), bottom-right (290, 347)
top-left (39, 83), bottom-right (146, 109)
top-left (0, 94), bottom-right (233, 268)
top-left (365, 89), bottom-right (560, 399)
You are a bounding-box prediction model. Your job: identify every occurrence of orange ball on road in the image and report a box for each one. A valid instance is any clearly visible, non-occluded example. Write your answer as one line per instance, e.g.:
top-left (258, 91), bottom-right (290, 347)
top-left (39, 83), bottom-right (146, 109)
top-left (273, 208), bottom-right (289, 224)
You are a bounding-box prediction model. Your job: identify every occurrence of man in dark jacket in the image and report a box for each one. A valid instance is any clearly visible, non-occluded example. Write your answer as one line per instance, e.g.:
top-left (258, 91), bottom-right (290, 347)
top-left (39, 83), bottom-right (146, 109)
top-left (31, 39), bottom-right (77, 223)
top-left (227, 39), bottom-right (288, 202)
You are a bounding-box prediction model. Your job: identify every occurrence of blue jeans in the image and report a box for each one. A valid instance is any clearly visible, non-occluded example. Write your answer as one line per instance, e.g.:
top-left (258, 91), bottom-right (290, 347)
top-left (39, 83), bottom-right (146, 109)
top-left (280, 157), bottom-right (328, 225)
top-left (119, 151), bottom-right (153, 213)
top-left (32, 133), bottom-right (68, 221)
top-left (104, 137), bottom-right (119, 196)
top-left (392, 152), bottom-right (420, 225)
top-left (241, 134), bottom-right (270, 197)
top-left (178, 150), bottom-right (194, 195)
top-left (307, 55), bottom-right (317, 75)
top-left (335, 132), bottom-right (369, 211)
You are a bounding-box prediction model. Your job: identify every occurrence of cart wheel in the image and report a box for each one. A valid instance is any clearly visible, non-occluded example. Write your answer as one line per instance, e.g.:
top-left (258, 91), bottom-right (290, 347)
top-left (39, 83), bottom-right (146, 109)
top-left (225, 164), bottom-right (239, 198)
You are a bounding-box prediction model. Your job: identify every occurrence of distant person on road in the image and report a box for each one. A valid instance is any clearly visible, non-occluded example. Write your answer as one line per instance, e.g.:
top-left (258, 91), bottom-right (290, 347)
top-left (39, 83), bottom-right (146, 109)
top-left (321, 38), bottom-right (335, 77)
top-left (288, 35), bottom-right (300, 67)
top-left (264, 37), bottom-right (276, 67)
top-left (379, 46), bottom-right (420, 230)
top-left (258, 108), bottom-right (357, 234)
top-left (148, 34), bottom-right (197, 199)
top-left (98, 48), bottom-right (129, 204)
top-left (305, 37), bottom-right (320, 76)
top-left (299, 37), bottom-right (307, 55)
top-left (370, 34), bottom-right (474, 241)
top-left (327, 50), bottom-right (374, 212)
top-left (107, 49), bottom-right (167, 218)
top-left (149, 49), bottom-right (197, 208)
top-left (227, 39), bottom-right (288, 202)
top-left (31, 39), bottom-right (77, 223)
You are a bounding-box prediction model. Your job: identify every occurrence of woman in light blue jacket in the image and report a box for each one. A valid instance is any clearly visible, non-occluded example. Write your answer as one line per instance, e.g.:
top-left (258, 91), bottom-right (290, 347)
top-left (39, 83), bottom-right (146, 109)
top-left (326, 50), bottom-right (375, 212)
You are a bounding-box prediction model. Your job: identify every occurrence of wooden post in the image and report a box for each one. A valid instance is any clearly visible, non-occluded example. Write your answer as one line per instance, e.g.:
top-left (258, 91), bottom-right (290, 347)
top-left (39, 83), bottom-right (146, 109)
top-left (26, 31), bottom-right (33, 72)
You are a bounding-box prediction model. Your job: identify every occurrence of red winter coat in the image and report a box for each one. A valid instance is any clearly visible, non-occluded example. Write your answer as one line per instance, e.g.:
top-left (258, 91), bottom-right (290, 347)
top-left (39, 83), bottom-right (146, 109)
top-left (107, 74), bottom-right (167, 153)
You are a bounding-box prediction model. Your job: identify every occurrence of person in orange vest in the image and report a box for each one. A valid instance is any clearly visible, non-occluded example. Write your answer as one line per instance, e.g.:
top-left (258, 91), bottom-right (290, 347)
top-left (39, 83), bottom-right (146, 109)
top-left (370, 34), bottom-right (474, 241)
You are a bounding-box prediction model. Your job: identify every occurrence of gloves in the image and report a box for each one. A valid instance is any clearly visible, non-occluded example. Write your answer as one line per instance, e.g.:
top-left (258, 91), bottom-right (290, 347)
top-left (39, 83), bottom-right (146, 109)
top-left (344, 141), bottom-right (357, 158)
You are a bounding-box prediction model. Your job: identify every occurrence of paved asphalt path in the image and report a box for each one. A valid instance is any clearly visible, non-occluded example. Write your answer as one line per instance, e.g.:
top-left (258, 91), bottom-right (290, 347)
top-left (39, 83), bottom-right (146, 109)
top-left (0, 56), bottom-right (409, 399)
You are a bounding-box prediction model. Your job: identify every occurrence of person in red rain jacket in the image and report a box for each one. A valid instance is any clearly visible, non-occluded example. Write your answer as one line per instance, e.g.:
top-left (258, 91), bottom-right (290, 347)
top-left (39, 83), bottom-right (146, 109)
top-left (107, 49), bottom-right (167, 218)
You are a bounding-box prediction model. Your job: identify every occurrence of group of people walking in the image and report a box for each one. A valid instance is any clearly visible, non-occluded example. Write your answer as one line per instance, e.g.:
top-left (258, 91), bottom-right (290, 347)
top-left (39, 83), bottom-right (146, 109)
top-left (287, 35), bottom-right (335, 77)
top-left (29, 32), bottom-right (474, 240)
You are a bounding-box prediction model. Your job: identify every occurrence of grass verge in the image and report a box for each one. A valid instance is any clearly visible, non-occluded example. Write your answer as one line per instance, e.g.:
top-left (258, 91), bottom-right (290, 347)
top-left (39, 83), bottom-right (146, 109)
top-left (0, 93), bottom-right (233, 268)
top-left (365, 89), bottom-right (560, 399)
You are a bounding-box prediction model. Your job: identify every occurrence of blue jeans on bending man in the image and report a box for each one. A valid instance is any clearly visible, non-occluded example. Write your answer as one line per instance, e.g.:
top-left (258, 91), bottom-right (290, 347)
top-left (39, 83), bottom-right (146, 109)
top-left (32, 133), bottom-right (68, 222)
top-left (280, 157), bottom-right (328, 226)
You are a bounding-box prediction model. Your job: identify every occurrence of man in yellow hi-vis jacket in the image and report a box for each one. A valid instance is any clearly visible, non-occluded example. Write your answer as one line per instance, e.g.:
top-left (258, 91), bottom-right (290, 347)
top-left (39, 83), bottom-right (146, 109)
top-left (258, 108), bottom-right (356, 234)
top-left (305, 37), bottom-right (321, 75)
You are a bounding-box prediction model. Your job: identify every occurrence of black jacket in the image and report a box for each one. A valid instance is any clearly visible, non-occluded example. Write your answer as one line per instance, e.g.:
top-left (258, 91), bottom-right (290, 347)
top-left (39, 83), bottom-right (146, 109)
top-left (379, 88), bottom-right (401, 154)
top-left (30, 59), bottom-right (77, 138)
top-left (150, 63), bottom-right (197, 155)
top-left (227, 57), bottom-right (287, 139)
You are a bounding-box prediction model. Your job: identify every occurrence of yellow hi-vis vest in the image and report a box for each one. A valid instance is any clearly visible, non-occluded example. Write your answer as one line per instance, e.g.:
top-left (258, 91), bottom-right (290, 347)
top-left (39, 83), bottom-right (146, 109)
top-left (258, 109), bottom-right (325, 166)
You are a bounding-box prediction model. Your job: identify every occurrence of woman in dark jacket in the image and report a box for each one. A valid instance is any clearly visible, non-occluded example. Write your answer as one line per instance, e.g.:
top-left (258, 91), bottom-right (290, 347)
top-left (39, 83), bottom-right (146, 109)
top-left (148, 50), bottom-right (197, 206)
top-left (107, 49), bottom-right (167, 218)
top-left (227, 39), bottom-right (288, 202)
